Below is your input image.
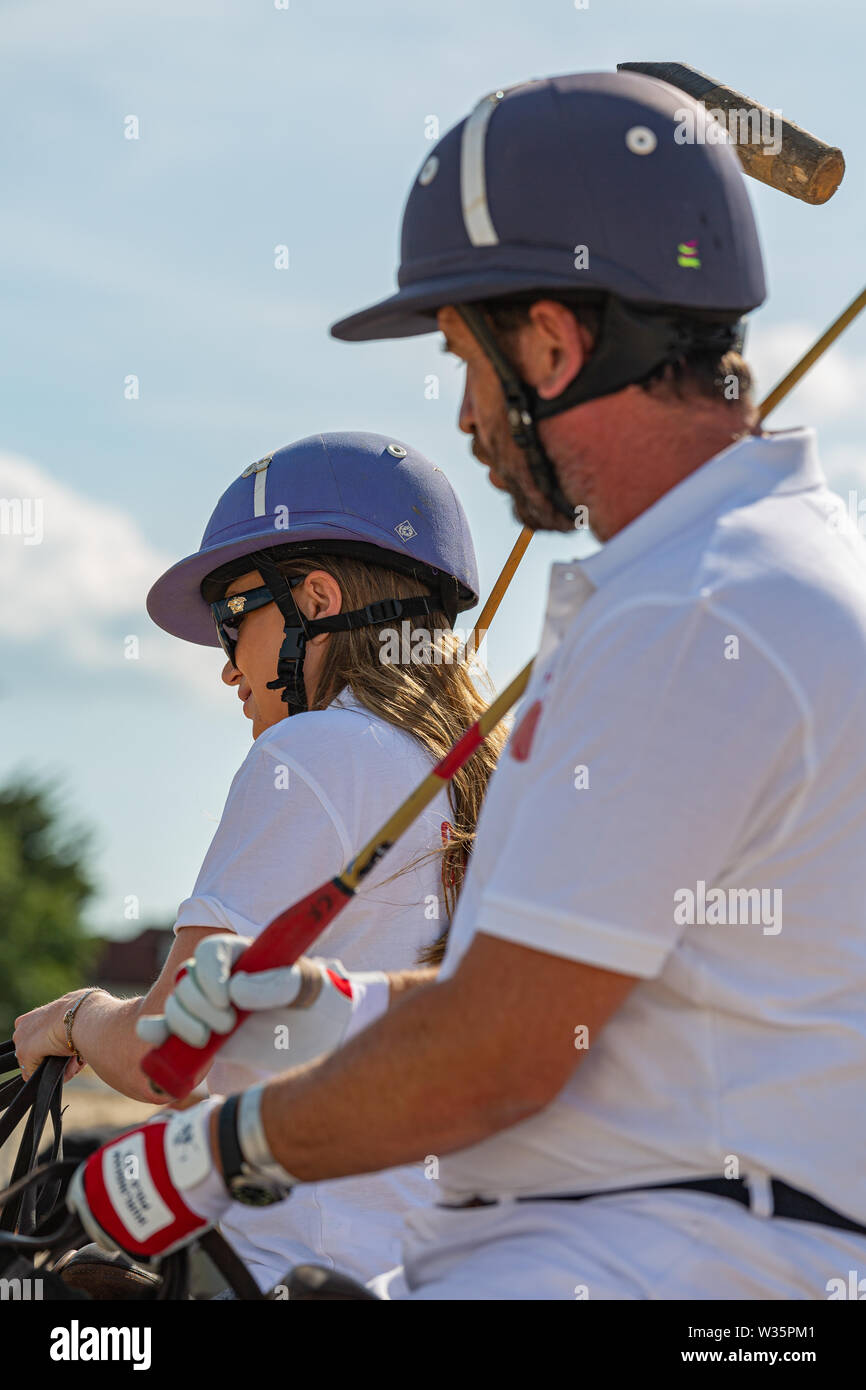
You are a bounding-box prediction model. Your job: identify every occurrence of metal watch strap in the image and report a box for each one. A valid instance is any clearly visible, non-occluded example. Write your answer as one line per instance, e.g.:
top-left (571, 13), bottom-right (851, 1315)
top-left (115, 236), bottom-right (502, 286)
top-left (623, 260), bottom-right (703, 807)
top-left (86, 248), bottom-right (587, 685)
top-left (217, 1093), bottom-right (294, 1205)
top-left (237, 1084), bottom-right (299, 1185)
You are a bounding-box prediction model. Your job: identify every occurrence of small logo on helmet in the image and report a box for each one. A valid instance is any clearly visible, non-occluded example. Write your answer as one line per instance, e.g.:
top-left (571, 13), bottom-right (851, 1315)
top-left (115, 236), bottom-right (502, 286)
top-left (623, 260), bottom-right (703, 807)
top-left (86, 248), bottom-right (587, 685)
top-left (227, 596), bottom-right (246, 614)
top-left (677, 239), bottom-right (701, 268)
top-left (241, 454), bottom-right (273, 477)
top-left (395, 520), bottom-right (418, 542)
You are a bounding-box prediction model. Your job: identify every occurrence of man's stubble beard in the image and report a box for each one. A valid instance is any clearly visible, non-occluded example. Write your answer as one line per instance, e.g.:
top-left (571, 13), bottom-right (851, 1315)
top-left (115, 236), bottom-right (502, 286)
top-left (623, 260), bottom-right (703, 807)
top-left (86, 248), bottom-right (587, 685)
top-left (476, 420), bottom-right (576, 534)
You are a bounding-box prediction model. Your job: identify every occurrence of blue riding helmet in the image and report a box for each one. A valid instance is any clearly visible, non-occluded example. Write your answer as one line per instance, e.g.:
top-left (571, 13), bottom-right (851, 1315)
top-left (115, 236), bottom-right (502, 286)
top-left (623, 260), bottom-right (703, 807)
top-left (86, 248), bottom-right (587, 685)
top-left (147, 431), bottom-right (479, 712)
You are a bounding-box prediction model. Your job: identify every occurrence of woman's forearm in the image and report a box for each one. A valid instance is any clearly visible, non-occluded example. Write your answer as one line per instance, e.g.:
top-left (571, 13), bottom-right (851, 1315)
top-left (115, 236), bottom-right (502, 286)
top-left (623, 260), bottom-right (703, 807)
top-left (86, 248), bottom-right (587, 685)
top-left (66, 925), bottom-right (229, 1101)
top-left (51, 948), bottom-right (433, 1103)
top-left (70, 990), bottom-right (156, 1101)
top-left (387, 965), bottom-right (437, 1003)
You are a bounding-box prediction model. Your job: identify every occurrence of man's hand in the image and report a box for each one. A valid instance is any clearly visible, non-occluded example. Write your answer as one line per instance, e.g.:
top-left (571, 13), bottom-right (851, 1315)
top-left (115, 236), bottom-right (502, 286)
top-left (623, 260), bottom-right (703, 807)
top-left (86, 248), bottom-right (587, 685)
top-left (67, 1097), bottom-right (231, 1262)
top-left (136, 934), bottom-right (390, 1072)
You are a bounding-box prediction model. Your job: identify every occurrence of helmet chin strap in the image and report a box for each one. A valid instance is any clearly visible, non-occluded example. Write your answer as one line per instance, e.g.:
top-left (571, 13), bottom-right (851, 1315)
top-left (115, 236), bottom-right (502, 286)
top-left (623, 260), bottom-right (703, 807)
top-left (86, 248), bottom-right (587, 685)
top-left (455, 300), bottom-right (744, 525)
top-left (250, 551), bottom-right (445, 715)
top-left (455, 304), bottom-right (575, 523)
top-left (252, 553), bottom-right (313, 715)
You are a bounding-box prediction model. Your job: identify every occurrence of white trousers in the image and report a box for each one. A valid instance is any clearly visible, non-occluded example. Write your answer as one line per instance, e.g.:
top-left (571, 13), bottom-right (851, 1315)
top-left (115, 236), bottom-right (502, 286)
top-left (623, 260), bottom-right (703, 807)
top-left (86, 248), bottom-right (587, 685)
top-left (368, 1190), bottom-right (866, 1300)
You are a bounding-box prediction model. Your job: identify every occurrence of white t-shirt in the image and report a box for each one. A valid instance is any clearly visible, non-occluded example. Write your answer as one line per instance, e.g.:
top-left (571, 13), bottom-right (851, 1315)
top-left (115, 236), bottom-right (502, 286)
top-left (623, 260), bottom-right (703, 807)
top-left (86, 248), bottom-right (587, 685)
top-left (438, 428), bottom-right (866, 1232)
top-left (174, 690), bottom-right (452, 1289)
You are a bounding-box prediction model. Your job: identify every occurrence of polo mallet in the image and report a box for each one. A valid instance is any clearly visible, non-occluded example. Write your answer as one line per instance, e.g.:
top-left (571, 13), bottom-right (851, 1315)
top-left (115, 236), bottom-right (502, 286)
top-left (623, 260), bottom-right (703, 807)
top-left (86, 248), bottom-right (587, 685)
top-left (757, 285), bottom-right (866, 418)
top-left (465, 527), bottom-right (533, 655)
top-left (618, 61), bottom-right (845, 204)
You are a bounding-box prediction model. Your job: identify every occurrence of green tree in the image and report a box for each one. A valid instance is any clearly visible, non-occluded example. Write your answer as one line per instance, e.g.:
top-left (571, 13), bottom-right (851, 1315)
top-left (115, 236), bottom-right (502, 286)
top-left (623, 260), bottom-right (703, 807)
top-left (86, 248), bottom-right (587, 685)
top-left (0, 780), bottom-right (98, 1038)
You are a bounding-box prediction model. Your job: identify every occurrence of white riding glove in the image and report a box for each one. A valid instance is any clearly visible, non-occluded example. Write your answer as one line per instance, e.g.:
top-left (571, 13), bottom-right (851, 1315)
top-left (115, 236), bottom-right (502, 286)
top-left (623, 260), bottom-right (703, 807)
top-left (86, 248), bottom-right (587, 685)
top-left (137, 934), bottom-right (390, 1072)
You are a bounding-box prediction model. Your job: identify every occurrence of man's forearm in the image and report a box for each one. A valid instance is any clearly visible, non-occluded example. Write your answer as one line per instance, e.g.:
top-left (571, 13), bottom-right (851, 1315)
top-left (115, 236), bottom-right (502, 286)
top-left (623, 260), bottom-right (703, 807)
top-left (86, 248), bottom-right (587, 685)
top-left (256, 971), bottom-right (541, 1184)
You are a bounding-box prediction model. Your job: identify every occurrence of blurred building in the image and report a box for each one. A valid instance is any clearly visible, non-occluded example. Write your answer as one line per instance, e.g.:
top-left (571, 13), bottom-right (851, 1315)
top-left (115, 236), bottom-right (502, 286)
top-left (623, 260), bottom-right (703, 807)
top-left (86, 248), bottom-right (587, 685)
top-left (92, 926), bottom-right (174, 996)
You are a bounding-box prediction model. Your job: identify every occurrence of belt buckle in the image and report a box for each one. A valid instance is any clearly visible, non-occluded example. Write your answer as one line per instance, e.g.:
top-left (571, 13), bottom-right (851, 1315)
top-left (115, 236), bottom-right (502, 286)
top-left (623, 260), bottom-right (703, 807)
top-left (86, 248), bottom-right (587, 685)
top-left (745, 1173), bottom-right (774, 1218)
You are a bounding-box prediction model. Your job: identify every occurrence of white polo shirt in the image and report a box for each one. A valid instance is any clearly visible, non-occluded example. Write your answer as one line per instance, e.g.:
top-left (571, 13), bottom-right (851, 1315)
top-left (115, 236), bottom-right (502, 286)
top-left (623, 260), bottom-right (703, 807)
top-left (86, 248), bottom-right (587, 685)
top-left (173, 690), bottom-right (452, 1289)
top-left (438, 428), bottom-right (866, 1227)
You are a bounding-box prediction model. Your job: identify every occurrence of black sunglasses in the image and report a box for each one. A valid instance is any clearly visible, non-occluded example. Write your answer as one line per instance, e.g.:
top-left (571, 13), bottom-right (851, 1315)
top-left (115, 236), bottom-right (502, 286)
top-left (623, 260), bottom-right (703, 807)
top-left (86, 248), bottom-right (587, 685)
top-left (211, 576), bottom-right (304, 666)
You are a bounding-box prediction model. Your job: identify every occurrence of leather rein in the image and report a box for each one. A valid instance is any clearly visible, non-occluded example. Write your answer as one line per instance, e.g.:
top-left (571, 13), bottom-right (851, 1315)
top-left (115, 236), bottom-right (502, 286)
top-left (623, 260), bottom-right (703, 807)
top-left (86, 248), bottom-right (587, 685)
top-left (0, 1039), bottom-right (263, 1299)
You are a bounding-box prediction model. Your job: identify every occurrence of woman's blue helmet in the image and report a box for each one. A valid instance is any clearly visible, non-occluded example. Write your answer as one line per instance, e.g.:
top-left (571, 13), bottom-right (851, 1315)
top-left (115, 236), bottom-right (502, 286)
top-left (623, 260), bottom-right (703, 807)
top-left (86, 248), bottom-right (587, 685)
top-left (147, 431), bottom-right (479, 713)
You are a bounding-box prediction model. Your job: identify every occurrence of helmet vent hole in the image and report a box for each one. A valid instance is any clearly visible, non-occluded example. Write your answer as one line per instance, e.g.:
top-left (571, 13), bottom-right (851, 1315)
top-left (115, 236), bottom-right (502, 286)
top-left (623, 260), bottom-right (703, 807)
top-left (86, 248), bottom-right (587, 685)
top-left (625, 126), bottom-right (657, 155)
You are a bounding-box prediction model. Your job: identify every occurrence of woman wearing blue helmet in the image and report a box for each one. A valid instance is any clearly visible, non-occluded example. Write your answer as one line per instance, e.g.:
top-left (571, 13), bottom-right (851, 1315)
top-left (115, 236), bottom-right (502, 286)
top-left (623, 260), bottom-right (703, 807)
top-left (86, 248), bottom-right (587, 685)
top-left (14, 430), bottom-right (503, 1291)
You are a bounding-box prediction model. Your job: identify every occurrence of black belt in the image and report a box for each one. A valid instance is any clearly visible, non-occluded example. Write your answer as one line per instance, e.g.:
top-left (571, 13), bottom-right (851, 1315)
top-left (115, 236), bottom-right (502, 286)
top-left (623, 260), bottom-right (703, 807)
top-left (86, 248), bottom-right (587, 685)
top-left (440, 1176), bottom-right (866, 1238)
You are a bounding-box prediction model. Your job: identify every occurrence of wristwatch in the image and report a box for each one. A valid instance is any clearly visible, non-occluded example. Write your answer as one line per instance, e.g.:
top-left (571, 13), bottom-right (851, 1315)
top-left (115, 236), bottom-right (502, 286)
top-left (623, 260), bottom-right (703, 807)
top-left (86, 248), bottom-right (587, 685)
top-left (217, 1094), bottom-right (293, 1207)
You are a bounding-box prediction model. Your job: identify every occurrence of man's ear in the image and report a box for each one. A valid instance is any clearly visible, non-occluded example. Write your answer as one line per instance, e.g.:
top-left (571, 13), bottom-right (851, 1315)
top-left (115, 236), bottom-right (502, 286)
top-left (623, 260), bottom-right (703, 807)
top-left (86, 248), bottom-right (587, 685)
top-left (526, 300), bottom-right (590, 401)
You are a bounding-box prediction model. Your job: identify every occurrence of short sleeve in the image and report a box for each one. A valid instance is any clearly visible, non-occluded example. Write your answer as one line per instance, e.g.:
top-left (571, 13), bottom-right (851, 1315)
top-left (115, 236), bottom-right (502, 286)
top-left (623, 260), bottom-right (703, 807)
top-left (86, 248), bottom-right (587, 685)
top-left (174, 734), bottom-right (349, 938)
top-left (473, 596), bottom-right (809, 977)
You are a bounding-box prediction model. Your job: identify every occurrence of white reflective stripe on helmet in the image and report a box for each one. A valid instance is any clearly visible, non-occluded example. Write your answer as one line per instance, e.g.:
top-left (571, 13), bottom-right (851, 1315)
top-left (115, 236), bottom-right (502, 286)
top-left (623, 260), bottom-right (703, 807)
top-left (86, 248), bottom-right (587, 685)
top-left (460, 93), bottom-right (502, 247)
top-left (253, 460), bottom-right (268, 517)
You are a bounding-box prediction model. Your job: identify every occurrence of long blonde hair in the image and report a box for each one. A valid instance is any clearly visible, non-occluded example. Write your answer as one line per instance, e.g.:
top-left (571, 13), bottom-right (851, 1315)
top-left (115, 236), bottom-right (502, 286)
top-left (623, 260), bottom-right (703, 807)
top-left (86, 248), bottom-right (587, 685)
top-left (276, 552), bottom-right (505, 965)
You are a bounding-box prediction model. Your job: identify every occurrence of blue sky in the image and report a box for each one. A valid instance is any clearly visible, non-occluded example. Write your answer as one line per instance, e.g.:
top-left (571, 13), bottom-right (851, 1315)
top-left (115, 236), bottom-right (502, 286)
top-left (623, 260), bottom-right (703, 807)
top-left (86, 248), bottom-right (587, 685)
top-left (2, 0), bottom-right (864, 934)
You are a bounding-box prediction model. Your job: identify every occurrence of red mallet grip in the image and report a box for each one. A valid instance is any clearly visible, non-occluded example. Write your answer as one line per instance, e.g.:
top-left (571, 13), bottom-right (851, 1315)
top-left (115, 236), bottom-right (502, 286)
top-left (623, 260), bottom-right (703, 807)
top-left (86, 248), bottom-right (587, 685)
top-left (141, 877), bottom-right (353, 1100)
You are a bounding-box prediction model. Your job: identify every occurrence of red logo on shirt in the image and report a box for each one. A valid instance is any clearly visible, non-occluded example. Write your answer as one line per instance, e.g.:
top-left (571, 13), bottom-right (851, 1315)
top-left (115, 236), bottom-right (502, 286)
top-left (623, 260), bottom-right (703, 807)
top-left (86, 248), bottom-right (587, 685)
top-left (510, 700), bottom-right (543, 762)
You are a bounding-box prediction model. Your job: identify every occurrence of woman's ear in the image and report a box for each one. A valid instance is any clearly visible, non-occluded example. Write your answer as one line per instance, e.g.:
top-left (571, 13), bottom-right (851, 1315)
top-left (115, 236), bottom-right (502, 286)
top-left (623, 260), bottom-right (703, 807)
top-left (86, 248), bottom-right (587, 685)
top-left (299, 570), bottom-right (343, 638)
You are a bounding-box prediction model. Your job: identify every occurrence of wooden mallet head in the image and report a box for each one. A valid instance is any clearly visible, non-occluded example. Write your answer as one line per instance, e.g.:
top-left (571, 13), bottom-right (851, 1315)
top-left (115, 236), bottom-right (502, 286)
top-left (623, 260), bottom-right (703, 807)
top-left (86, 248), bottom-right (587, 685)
top-left (618, 61), bottom-right (844, 204)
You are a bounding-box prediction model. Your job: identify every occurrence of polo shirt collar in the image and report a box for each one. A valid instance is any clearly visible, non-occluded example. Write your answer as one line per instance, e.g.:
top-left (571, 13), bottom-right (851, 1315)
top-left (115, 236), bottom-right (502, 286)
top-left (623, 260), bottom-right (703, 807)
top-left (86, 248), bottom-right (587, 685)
top-left (328, 686), bottom-right (370, 716)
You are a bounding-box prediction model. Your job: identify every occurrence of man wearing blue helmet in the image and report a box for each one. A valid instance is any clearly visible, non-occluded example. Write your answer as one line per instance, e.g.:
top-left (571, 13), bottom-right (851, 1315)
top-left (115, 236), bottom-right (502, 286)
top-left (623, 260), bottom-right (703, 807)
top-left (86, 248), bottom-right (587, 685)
top-left (15, 431), bottom-right (504, 1291)
top-left (65, 72), bottom-right (866, 1299)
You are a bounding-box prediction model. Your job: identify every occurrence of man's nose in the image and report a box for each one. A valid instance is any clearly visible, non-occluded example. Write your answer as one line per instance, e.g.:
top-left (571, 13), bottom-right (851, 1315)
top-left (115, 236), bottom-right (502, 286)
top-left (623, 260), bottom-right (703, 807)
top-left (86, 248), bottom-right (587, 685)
top-left (221, 659), bottom-right (240, 686)
top-left (458, 378), bottom-right (475, 436)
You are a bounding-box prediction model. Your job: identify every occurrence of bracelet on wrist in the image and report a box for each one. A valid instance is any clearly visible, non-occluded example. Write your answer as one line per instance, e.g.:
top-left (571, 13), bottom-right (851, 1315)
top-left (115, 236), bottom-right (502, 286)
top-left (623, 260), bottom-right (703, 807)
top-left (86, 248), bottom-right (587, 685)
top-left (62, 988), bottom-right (100, 1065)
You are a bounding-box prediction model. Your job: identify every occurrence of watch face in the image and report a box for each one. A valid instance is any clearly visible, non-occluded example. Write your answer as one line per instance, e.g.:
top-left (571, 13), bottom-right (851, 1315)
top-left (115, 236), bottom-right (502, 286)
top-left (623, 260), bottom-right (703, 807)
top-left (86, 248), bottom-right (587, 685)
top-left (228, 1175), bottom-right (285, 1207)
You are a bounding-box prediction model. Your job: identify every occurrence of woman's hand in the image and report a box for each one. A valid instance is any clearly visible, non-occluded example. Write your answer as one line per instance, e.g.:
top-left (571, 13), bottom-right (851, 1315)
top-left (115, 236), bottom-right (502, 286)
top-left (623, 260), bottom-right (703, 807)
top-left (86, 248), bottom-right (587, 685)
top-left (13, 990), bottom-right (96, 1082)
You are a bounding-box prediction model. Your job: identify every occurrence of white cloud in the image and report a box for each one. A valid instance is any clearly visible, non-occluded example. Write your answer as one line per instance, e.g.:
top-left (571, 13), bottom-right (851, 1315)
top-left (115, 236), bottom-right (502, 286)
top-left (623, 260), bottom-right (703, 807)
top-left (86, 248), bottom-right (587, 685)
top-left (749, 319), bottom-right (866, 425)
top-left (0, 450), bottom-right (224, 701)
top-left (822, 443), bottom-right (866, 492)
